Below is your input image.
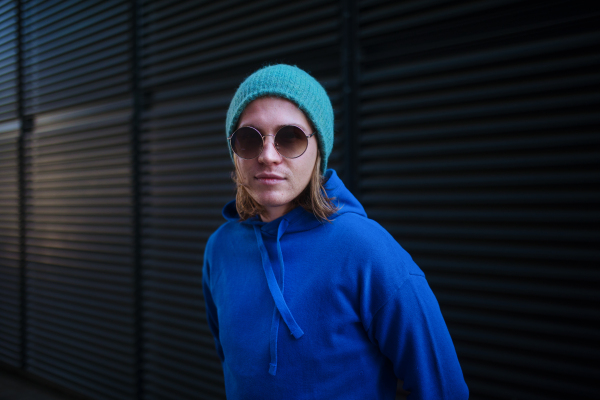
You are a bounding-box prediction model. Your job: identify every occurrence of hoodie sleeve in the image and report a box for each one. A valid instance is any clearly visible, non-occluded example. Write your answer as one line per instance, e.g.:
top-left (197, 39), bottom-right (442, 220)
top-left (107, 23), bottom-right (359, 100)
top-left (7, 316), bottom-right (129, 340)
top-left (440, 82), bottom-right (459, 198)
top-left (202, 241), bottom-right (224, 363)
top-left (367, 273), bottom-right (468, 400)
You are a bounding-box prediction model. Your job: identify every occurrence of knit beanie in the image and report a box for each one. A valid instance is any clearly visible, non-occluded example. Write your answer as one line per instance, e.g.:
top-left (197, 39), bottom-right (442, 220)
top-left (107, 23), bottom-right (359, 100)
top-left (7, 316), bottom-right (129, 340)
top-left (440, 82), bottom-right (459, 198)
top-left (226, 64), bottom-right (334, 174)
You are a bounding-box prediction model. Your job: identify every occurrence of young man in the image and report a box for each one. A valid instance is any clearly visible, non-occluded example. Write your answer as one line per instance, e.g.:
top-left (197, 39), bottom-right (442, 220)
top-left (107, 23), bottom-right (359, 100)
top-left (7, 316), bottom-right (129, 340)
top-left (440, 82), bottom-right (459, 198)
top-left (202, 64), bottom-right (468, 399)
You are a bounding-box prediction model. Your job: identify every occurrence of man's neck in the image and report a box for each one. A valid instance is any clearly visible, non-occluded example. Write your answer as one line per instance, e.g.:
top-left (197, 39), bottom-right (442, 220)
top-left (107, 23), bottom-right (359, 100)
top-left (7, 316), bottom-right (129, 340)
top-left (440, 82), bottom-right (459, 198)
top-left (260, 204), bottom-right (294, 223)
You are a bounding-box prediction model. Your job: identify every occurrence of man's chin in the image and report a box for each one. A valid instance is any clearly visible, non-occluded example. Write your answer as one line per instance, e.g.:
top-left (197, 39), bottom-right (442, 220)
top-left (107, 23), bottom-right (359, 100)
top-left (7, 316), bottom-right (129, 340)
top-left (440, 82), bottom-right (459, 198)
top-left (253, 194), bottom-right (293, 210)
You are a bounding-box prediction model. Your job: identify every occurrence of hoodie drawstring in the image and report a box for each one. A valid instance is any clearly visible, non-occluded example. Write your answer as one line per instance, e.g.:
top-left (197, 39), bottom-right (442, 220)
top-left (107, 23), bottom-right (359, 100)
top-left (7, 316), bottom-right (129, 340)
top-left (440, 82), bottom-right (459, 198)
top-left (253, 221), bottom-right (304, 375)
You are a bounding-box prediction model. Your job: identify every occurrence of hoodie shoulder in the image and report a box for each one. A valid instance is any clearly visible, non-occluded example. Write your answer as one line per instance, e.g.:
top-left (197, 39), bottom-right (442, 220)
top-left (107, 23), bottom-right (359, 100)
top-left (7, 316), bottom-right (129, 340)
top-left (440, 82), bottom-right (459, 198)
top-left (332, 211), bottom-right (424, 278)
top-left (324, 170), bottom-right (422, 276)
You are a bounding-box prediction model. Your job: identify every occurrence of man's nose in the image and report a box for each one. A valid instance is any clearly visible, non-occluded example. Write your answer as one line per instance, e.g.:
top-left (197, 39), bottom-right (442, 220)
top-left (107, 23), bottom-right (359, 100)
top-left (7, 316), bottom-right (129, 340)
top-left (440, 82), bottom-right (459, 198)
top-left (258, 135), bottom-right (282, 164)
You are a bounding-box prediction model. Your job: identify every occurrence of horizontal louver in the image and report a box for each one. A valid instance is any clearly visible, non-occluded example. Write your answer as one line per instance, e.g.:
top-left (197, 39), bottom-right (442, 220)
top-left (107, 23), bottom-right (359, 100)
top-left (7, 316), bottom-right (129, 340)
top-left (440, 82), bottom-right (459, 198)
top-left (23, 101), bottom-right (135, 400)
top-left (357, 1), bottom-right (600, 399)
top-left (0, 0), bottom-right (20, 369)
top-left (0, 0), bottom-right (17, 122)
top-left (21, 0), bottom-right (132, 114)
top-left (21, 99), bottom-right (135, 399)
top-left (0, 122), bottom-right (20, 368)
top-left (139, 0), bottom-right (343, 398)
top-left (20, 1), bottom-right (135, 398)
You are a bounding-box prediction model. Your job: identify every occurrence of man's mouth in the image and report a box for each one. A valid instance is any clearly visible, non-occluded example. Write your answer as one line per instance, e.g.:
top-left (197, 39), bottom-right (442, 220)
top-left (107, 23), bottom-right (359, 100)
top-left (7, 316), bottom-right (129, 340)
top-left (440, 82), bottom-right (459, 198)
top-left (255, 173), bottom-right (285, 184)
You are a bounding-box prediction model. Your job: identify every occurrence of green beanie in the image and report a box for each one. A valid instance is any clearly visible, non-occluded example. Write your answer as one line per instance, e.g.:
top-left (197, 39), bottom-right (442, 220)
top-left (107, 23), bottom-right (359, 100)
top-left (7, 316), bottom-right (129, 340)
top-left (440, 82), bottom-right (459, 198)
top-left (226, 64), bottom-right (334, 174)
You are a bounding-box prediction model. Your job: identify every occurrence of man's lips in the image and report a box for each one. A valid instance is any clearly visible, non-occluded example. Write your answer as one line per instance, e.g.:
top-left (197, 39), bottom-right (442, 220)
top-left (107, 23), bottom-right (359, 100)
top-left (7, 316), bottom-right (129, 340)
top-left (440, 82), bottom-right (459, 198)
top-left (255, 173), bottom-right (285, 180)
top-left (255, 173), bottom-right (286, 184)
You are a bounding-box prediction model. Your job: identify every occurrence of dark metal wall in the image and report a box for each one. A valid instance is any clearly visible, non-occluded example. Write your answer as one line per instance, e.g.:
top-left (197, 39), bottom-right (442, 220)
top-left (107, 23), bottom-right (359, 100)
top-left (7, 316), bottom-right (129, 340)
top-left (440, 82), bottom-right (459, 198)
top-left (19, 0), bottom-right (136, 398)
top-left (357, 2), bottom-right (600, 399)
top-left (0, 0), bottom-right (598, 399)
top-left (0, 0), bottom-right (19, 371)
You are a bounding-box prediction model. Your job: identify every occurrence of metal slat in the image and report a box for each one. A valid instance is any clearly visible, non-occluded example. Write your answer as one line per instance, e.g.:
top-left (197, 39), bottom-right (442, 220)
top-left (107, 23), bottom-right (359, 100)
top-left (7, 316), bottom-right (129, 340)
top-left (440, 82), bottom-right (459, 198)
top-left (23, 2), bottom-right (113, 37)
top-left (28, 262), bottom-right (132, 284)
top-left (28, 308), bottom-right (134, 348)
top-left (143, 33), bottom-right (339, 88)
top-left (24, 35), bottom-right (129, 86)
top-left (29, 345), bottom-right (132, 385)
top-left (361, 31), bottom-right (600, 84)
top-left (358, 1), bottom-right (600, 399)
top-left (141, 0), bottom-right (330, 49)
top-left (25, 80), bottom-right (130, 115)
top-left (143, 360), bottom-right (225, 397)
top-left (28, 276), bottom-right (132, 304)
top-left (23, 97), bottom-right (135, 397)
top-left (27, 292), bottom-right (132, 326)
top-left (360, 134), bottom-right (600, 171)
top-left (442, 308), bottom-right (597, 344)
top-left (0, 262), bottom-right (20, 363)
top-left (26, 54), bottom-right (129, 100)
top-left (141, 0), bottom-right (341, 86)
top-left (0, 59), bottom-right (20, 370)
top-left (451, 326), bottom-right (600, 363)
top-left (144, 2), bottom-right (338, 63)
top-left (359, 0), bottom-right (523, 39)
top-left (27, 360), bottom-right (134, 400)
top-left (0, 4), bottom-right (17, 123)
top-left (408, 256), bottom-right (600, 283)
top-left (23, 0), bottom-right (131, 114)
top-left (22, 1), bottom-right (121, 45)
top-left (27, 335), bottom-right (132, 373)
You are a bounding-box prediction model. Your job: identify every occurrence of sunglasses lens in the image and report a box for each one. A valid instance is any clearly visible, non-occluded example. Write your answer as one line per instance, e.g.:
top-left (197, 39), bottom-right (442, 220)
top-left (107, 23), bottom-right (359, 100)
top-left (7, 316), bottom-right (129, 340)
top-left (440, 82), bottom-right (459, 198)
top-left (275, 126), bottom-right (308, 158)
top-left (231, 127), bottom-right (262, 159)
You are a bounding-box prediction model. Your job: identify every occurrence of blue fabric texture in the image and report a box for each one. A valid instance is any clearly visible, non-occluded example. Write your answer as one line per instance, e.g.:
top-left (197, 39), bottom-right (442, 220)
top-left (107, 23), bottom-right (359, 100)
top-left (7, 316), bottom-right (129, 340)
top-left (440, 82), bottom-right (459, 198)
top-left (225, 64), bottom-right (334, 174)
top-left (202, 170), bottom-right (469, 400)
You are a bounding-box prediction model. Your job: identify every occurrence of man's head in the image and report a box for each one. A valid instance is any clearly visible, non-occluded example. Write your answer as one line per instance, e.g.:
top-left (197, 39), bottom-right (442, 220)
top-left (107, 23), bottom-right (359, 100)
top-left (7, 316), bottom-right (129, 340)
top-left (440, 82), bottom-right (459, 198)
top-left (226, 64), bottom-right (334, 174)
top-left (226, 65), bottom-right (336, 222)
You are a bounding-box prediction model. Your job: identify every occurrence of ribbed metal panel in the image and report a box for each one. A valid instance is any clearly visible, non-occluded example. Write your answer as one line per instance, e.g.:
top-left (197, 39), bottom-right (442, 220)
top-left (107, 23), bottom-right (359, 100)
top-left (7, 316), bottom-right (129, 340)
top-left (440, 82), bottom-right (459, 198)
top-left (357, 1), bottom-right (600, 399)
top-left (138, 77), bottom-right (231, 400)
top-left (21, 0), bottom-right (132, 114)
top-left (139, 1), bottom-right (343, 398)
top-left (0, 121), bottom-right (20, 368)
top-left (0, 0), bottom-right (18, 122)
top-left (23, 100), bottom-right (135, 399)
top-left (19, 1), bottom-right (136, 398)
top-left (0, 0), bottom-right (20, 368)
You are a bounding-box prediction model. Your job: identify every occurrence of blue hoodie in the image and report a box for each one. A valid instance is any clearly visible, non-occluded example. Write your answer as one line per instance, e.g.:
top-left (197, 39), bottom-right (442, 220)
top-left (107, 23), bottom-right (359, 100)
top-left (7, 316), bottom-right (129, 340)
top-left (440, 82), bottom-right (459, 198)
top-left (202, 170), bottom-right (468, 399)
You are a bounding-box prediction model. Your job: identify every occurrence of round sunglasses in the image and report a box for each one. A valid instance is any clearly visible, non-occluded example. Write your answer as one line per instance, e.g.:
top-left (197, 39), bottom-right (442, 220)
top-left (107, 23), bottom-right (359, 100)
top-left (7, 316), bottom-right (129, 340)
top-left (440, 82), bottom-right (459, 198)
top-left (229, 125), bottom-right (316, 160)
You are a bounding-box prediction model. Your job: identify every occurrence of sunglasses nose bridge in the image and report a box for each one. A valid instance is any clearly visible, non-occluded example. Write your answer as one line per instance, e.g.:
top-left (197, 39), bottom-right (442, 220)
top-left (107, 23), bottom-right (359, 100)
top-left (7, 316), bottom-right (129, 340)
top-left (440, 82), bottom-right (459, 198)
top-left (261, 134), bottom-right (278, 150)
top-left (255, 134), bottom-right (281, 160)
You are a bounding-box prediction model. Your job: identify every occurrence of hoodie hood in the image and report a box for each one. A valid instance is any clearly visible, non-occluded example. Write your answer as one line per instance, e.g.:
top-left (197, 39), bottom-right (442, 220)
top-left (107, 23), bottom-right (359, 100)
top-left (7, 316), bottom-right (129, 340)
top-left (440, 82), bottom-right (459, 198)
top-left (220, 169), bottom-right (365, 375)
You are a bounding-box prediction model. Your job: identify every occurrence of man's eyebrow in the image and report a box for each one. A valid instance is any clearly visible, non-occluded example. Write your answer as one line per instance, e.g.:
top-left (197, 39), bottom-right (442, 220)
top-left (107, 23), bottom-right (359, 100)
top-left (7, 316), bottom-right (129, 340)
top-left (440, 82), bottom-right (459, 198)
top-left (274, 124), bottom-right (291, 132)
top-left (239, 124), bottom-right (312, 134)
top-left (276, 124), bottom-right (314, 133)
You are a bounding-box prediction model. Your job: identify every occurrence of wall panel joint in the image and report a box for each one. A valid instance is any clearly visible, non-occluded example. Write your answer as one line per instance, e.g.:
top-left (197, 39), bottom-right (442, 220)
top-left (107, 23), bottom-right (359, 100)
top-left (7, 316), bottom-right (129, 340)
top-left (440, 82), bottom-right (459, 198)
top-left (341, 0), bottom-right (360, 197)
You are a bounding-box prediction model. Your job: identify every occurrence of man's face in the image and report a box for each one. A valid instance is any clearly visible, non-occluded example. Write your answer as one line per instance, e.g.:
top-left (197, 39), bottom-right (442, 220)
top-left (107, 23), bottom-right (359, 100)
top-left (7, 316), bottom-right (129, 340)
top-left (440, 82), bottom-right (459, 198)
top-left (235, 97), bottom-right (318, 221)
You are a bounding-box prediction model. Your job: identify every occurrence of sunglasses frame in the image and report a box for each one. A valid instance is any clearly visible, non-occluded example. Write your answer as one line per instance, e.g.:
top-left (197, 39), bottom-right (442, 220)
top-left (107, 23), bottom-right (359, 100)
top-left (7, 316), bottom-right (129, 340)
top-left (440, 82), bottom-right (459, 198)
top-left (228, 125), bottom-right (316, 160)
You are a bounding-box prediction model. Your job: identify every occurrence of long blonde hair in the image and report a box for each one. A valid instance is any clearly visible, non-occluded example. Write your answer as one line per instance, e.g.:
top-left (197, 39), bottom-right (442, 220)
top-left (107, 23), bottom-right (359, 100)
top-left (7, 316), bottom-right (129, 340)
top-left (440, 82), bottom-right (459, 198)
top-left (232, 151), bottom-right (338, 222)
